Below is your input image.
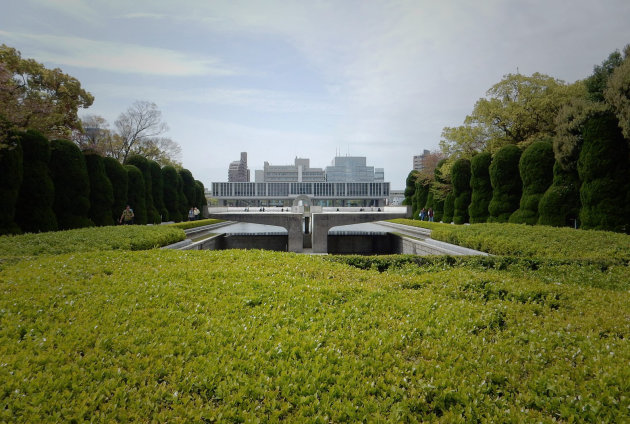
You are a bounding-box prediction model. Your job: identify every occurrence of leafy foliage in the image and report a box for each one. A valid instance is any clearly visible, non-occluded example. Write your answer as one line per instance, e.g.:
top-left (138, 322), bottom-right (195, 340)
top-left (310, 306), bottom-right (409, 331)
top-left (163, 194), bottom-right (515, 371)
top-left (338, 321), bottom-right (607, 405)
top-left (49, 139), bottom-right (93, 230)
top-left (403, 170), bottom-right (418, 205)
top-left (84, 152), bottom-right (114, 226)
top-left (1, 248), bottom-right (628, 422)
top-left (509, 141), bottom-right (554, 225)
top-left (14, 130), bottom-right (57, 233)
top-left (577, 112), bottom-right (630, 232)
top-left (0, 44), bottom-right (93, 140)
top-left (390, 219), bottom-right (630, 265)
top-left (468, 152), bottom-right (492, 223)
top-left (537, 162), bottom-right (581, 227)
top-left (167, 218), bottom-right (224, 230)
top-left (126, 154), bottom-right (159, 224)
top-left (125, 165), bottom-right (147, 225)
top-left (488, 145), bottom-right (522, 223)
top-left (162, 165), bottom-right (182, 222)
top-left (0, 130), bottom-right (22, 235)
top-left (0, 225), bottom-right (185, 258)
top-left (442, 192), bottom-right (454, 224)
top-left (451, 158), bottom-right (471, 224)
top-left (151, 160), bottom-right (168, 221)
top-left (103, 157), bottom-right (128, 225)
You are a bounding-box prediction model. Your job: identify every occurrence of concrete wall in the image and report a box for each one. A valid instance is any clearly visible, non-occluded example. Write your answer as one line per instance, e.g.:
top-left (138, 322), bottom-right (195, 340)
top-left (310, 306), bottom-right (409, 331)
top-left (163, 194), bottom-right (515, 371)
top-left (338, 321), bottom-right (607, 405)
top-left (327, 234), bottom-right (394, 255)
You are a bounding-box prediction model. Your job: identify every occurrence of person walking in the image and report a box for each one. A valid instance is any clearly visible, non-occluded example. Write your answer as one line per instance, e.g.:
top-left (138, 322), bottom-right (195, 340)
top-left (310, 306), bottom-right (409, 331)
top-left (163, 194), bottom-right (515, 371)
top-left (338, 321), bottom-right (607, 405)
top-left (119, 205), bottom-right (134, 225)
top-left (188, 207), bottom-right (195, 221)
top-left (428, 208), bottom-right (434, 222)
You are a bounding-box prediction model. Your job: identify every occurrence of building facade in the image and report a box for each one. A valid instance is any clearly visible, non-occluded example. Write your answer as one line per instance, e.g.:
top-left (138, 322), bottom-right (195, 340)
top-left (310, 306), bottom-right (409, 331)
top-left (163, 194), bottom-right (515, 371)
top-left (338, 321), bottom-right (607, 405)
top-left (413, 149), bottom-right (431, 172)
top-left (228, 152), bottom-right (250, 182)
top-left (213, 154), bottom-right (389, 207)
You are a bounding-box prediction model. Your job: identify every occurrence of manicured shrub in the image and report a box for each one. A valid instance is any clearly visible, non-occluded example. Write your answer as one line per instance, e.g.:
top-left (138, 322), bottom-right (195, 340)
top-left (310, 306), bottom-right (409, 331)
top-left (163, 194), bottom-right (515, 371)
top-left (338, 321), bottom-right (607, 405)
top-left (432, 159), bottom-right (448, 222)
top-left (15, 130), bottom-right (57, 233)
top-left (84, 152), bottom-right (114, 226)
top-left (103, 157), bottom-right (128, 225)
top-left (178, 168), bottom-right (196, 217)
top-left (177, 171), bottom-right (188, 219)
top-left (195, 180), bottom-right (207, 214)
top-left (578, 112), bottom-right (629, 232)
top-left (412, 181), bottom-right (429, 219)
top-left (403, 170), bottom-right (418, 205)
top-left (538, 162), bottom-right (581, 227)
top-left (49, 139), bottom-right (93, 229)
top-left (452, 158), bottom-right (471, 224)
top-left (509, 141), bottom-right (555, 225)
top-left (150, 160), bottom-right (168, 222)
top-left (468, 152), bottom-right (492, 223)
top-left (126, 155), bottom-right (159, 224)
top-left (125, 164), bottom-right (147, 225)
top-left (424, 191), bottom-right (434, 211)
top-left (442, 191), bottom-right (455, 223)
top-left (488, 145), bottom-right (522, 223)
top-left (0, 131), bottom-right (23, 235)
top-left (162, 165), bottom-right (182, 222)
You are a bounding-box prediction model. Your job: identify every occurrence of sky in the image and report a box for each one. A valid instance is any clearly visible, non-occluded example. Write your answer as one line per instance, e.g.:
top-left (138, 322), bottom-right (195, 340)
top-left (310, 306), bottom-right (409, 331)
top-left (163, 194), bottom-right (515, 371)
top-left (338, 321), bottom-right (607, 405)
top-left (2, 1), bottom-right (630, 189)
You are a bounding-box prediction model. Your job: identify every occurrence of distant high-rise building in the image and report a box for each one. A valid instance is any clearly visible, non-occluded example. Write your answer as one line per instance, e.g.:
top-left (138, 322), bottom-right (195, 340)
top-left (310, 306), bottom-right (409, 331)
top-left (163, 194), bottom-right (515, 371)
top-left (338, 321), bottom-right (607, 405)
top-left (413, 150), bottom-right (431, 172)
top-left (325, 156), bottom-right (382, 182)
top-left (256, 157), bottom-right (325, 182)
top-left (228, 152), bottom-right (250, 182)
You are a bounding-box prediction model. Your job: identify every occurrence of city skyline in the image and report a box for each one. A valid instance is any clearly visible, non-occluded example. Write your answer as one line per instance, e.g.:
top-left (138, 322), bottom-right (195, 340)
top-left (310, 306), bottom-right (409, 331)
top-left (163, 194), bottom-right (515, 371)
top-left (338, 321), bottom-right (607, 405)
top-left (2, 1), bottom-right (630, 189)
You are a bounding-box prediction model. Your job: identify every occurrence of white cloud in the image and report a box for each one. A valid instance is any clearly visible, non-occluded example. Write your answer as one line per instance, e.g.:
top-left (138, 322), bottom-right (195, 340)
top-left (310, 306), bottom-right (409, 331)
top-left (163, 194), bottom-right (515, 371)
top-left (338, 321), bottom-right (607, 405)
top-left (0, 31), bottom-right (237, 77)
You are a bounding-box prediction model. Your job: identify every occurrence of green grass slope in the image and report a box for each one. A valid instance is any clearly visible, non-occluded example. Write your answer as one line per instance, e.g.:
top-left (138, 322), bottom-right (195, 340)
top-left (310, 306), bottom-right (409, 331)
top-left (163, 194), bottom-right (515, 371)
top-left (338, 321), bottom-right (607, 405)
top-left (1, 248), bottom-right (629, 422)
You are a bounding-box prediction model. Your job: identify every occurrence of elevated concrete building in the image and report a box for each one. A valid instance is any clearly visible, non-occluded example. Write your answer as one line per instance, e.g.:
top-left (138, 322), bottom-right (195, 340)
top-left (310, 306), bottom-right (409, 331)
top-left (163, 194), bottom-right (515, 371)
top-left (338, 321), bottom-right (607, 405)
top-left (413, 149), bottom-right (431, 172)
top-left (213, 154), bottom-right (389, 207)
top-left (228, 152), bottom-right (250, 182)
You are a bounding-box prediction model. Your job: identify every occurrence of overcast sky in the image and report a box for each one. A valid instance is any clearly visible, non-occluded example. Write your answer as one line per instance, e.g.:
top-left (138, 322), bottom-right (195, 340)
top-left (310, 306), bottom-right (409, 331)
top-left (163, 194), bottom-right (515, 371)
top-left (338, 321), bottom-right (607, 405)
top-left (2, 0), bottom-right (630, 189)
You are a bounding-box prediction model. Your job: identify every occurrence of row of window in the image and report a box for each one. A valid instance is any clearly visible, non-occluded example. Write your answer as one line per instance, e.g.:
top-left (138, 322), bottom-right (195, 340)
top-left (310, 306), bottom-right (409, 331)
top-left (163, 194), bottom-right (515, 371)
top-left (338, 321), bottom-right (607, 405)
top-left (212, 182), bottom-right (390, 197)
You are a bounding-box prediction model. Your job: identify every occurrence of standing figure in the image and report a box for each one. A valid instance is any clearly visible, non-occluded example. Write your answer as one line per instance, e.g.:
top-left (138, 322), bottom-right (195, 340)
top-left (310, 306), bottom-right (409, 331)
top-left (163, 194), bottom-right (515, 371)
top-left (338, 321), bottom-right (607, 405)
top-left (119, 205), bottom-right (135, 225)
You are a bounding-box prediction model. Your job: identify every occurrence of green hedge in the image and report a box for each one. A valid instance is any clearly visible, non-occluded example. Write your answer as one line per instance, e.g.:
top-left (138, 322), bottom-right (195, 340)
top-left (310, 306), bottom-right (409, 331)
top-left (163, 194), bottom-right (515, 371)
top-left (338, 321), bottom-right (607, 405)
top-left (390, 218), bottom-right (630, 265)
top-left (49, 139), bottom-right (93, 230)
top-left (15, 130), bottom-right (57, 233)
top-left (488, 145), bottom-right (522, 223)
top-left (162, 165), bottom-right (182, 222)
top-left (150, 160), bottom-right (168, 221)
top-left (1, 249), bottom-right (628, 421)
top-left (538, 162), bottom-right (581, 227)
top-left (468, 152), bottom-right (492, 223)
top-left (103, 157), bottom-right (128, 225)
top-left (578, 112), bottom-right (630, 232)
top-left (126, 155), bottom-right (159, 224)
top-left (0, 131), bottom-right (23, 235)
top-left (167, 218), bottom-right (224, 230)
top-left (442, 191), bottom-right (455, 223)
top-left (85, 152), bottom-right (115, 227)
top-left (125, 165), bottom-right (147, 225)
top-left (451, 158), bottom-right (471, 224)
top-left (509, 141), bottom-right (554, 225)
top-left (0, 225), bottom-right (185, 259)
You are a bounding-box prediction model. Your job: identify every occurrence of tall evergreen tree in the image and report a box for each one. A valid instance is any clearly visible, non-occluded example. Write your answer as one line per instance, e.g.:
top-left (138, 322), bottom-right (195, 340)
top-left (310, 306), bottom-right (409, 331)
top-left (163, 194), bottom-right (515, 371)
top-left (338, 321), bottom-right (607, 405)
top-left (162, 165), bottom-right (182, 222)
top-left (0, 130), bottom-right (23, 234)
top-left (403, 170), bottom-right (418, 206)
top-left (452, 158), bottom-right (471, 224)
top-left (194, 180), bottom-right (207, 213)
top-left (468, 152), bottom-right (492, 223)
top-left (103, 157), bottom-right (128, 224)
top-left (126, 155), bottom-right (159, 224)
top-left (578, 112), bottom-right (629, 232)
top-left (84, 152), bottom-right (114, 226)
top-left (125, 165), bottom-right (147, 225)
top-left (442, 192), bottom-right (455, 224)
top-left (178, 168), bottom-right (196, 217)
top-left (509, 141), bottom-right (555, 225)
top-left (488, 145), bottom-right (522, 223)
top-left (49, 139), bottom-right (93, 229)
top-left (412, 181), bottom-right (429, 219)
top-left (538, 162), bottom-right (581, 227)
top-left (150, 160), bottom-right (167, 222)
top-left (15, 130), bottom-right (57, 233)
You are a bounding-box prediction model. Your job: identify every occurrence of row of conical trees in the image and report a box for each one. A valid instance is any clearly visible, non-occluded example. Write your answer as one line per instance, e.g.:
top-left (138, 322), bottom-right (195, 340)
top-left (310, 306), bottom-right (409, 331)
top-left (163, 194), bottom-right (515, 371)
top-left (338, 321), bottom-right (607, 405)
top-left (0, 129), bottom-right (207, 235)
top-left (405, 109), bottom-right (629, 233)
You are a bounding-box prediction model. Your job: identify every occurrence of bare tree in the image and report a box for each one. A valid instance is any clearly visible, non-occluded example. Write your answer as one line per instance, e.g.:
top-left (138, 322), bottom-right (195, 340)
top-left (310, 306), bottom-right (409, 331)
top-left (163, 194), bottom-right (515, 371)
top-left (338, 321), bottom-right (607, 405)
top-left (115, 101), bottom-right (168, 163)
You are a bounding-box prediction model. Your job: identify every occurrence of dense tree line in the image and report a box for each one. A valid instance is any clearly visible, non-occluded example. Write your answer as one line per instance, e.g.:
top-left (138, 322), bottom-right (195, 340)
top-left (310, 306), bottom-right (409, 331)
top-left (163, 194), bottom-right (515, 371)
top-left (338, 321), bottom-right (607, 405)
top-left (0, 130), bottom-right (207, 235)
top-left (404, 45), bottom-right (630, 233)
